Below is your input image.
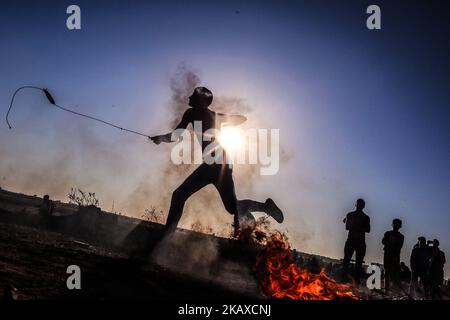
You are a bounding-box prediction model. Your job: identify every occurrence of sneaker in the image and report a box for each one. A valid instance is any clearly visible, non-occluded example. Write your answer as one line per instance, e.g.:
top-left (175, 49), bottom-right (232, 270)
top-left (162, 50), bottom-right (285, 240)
top-left (265, 198), bottom-right (284, 223)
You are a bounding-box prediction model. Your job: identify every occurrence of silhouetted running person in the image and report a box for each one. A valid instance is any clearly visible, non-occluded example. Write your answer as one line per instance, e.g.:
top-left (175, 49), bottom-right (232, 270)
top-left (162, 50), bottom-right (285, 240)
top-left (429, 239), bottom-right (446, 299)
top-left (410, 236), bottom-right (431, 299)
top-left (342, 198), bottom-right (370, 282)
top-left (150, 87), bottom-right (283, 237)
top-left (382, 218), bottom-right (404, 291)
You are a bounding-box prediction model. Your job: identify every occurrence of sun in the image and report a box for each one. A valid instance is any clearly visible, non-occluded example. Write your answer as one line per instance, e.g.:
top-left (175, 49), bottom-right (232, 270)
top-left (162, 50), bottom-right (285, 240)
top-left (219, 126), bottom-right (245, 155)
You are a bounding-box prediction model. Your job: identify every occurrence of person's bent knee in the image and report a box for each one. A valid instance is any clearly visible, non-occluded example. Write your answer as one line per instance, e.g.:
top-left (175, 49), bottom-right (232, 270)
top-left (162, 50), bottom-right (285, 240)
top-left (224, 203), bottom-right (238, 216)
top-left (172, 187), bottom-right (188, 202)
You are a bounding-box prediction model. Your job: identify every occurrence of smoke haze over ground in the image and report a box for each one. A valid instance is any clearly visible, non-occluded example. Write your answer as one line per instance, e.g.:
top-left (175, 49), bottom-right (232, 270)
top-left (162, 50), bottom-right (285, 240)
top-left (1, 0), bottom-right (449, 277)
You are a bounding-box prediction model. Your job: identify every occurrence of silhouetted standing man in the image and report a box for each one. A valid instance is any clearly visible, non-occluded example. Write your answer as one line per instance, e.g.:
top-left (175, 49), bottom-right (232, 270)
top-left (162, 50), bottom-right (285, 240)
top-left (342, 198), bottom-right (370, 282)
top-left (429, 239), bottom-right (446, 299)
top-left (410, 236), bottom-right (431, 298)
top-left (39, 194), bottom-right (54, 228)
top-left (39, 194), bottom-right (54, 217)
top-left (382, 218), bottom-right (404, 291)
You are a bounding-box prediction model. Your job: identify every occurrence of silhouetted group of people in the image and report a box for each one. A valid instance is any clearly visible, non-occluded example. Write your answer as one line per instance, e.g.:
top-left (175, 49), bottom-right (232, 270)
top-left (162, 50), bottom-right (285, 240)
top-left (410, 237), bottom-right (446, 299)
top-left (342, 198), bottom-right (446, 299)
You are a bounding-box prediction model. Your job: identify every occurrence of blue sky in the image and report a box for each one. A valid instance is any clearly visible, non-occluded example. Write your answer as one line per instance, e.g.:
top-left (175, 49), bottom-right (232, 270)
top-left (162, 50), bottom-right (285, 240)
top-left (1, 0), bottom-right (449, 276)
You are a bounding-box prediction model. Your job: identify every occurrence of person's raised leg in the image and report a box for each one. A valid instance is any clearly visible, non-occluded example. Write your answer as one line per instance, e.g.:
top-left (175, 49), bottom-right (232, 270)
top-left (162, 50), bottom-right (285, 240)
top-left (234, 198), bottom-right (284, 233)
top-left (165, 164), bottom-right (212, 234)
top-left (265, 198), bottom-right (284, 223)
top-left (238, 200), bottom-right (266, 213)
top-left (238, 198), bottom-right (283, 223)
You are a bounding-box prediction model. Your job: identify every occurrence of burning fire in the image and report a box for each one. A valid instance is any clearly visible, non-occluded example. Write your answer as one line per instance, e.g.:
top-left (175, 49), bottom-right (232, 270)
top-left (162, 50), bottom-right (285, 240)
top-left (252, 231), bottom-right (359, 300)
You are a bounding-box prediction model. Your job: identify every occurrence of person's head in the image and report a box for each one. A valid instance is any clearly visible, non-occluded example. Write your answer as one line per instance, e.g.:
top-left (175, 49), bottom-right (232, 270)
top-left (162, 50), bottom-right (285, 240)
top-left (418, 236), bottom-right (426, 247)
top-left (355, 198), bottom-right (365, 210)
top-left (433, 239), bottom-right (440, 247)
top-left (392, 218), bottom-right (402, 231)
top-left (188, 87), bottom-right (213, 109)
top-left (43, 195), bottom-right (49, 201)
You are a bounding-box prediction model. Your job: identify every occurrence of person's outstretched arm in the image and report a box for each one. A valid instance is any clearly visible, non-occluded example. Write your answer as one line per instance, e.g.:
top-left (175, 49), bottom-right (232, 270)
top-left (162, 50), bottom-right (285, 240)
top-left (216, 112), bottom-right (247, 126)
top-left (382, 232), bottom-right (388, 246)
top-left (344, 213), bottom-right (351, 230)
top-left (150, 109), bottom-right (192, 144)
top-left (365, 216), bottom-right (371, 233)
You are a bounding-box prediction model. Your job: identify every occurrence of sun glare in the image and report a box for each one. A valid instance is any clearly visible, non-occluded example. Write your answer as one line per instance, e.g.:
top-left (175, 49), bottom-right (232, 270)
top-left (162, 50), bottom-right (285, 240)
top-left (219, 126), bottom-right (245, 155)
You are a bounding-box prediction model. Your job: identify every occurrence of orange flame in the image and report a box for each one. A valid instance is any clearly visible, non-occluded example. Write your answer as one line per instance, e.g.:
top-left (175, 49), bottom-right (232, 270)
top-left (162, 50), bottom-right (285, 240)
top-left (252, 232), bottom-right (359, 300)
